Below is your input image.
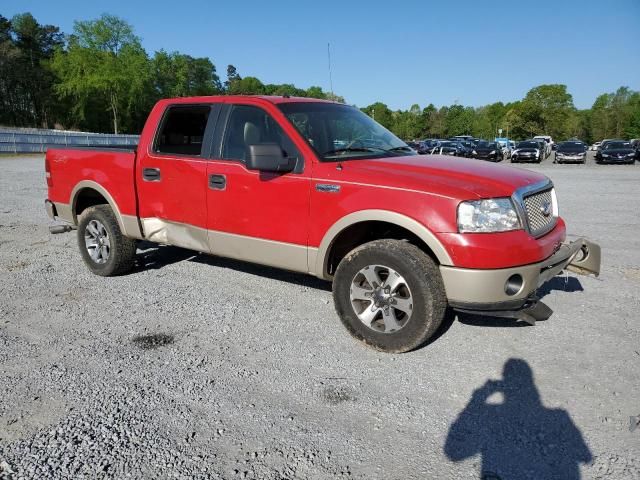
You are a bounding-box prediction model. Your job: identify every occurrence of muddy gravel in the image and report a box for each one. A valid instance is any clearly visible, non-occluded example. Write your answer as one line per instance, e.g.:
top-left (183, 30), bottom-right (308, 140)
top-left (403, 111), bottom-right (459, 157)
top-left (0, 154), bottom-right (639, 479)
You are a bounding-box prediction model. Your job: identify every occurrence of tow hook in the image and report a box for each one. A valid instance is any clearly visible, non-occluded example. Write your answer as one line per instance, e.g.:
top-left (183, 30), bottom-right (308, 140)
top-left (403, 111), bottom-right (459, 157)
top-left (49, 224), bottom-right (75, 234)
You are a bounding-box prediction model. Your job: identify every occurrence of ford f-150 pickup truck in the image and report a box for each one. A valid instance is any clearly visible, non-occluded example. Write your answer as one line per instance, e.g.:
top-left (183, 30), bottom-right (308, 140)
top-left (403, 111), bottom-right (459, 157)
top-left (45, 95), bottom-right (601, 353)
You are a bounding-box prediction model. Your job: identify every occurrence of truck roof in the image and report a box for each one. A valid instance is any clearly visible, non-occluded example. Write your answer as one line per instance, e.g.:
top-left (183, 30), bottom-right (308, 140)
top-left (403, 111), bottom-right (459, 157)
top-left (154, 95), bottom-right (339, 106)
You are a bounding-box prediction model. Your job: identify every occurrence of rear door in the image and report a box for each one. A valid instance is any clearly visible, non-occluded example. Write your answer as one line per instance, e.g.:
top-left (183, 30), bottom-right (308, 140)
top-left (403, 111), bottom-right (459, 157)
top-left (205, 101), bottom-right (311, 272)
top-left (136, 103), bottom-right (221, 252)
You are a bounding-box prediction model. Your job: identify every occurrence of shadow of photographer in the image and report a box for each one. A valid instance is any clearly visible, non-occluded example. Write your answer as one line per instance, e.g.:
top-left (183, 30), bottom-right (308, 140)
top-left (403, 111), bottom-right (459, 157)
top-left (444, 358), bottom-right (592, 480)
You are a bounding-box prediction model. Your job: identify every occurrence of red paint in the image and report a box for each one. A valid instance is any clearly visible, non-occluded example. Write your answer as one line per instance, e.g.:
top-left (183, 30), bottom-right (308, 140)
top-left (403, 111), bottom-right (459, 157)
top-left (46, 95), bottom-right (570, 270)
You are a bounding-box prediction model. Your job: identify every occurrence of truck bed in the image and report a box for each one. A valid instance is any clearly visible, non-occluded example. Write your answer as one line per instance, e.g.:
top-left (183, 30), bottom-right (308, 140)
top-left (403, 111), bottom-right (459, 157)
top-left (46, 147), bottom-right (139, 223)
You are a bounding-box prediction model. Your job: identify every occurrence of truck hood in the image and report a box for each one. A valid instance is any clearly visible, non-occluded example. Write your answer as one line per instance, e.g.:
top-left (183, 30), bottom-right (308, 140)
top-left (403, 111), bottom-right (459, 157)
top-left (337, 154), bottom-right (548, 199)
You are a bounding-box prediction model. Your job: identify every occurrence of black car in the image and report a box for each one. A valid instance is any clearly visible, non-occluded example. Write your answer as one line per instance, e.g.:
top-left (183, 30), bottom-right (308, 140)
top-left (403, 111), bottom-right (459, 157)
top-left (458, 140), bottom-right (474, 158)
top-left (630, 139), bottom-right (640, 161)
top-left (419, 139), bottom-right (441, 154)
top-left (405, 141), bottom-right (421, 152)
top-left (530, 138), bottom-right (549, 158)
top-left (472, 141), bottom-right (503, 162)
top-left (511, 141), bottom-right (543, 163)
top-left (437, 141), bottom-right (466, 157)
top-left (595, 140), bottom-right (636, 164)
top-left (554, 141), bottom-right (588, 164)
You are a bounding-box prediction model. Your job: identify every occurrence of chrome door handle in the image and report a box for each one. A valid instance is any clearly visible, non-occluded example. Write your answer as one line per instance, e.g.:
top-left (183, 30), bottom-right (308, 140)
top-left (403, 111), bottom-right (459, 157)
top-left (209, 174), bottom-right (226, 190)
top-left (142, 167), bottom-right (161, 182)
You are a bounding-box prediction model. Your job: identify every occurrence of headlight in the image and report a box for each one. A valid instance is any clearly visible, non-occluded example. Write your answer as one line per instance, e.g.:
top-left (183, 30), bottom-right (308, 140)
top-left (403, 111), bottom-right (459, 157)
top-left (457, 198), bottom-right (521, 233)
top-left (472, 150), bottom-right (477, 155)
top-left (627, 152), bottom-right (635, 156)
top-left (489, 150), bottom-right (496, 155)
top-left (556, 152), bottom-right (564, 157)
top-left (602, 154), bottom-right (610, 158)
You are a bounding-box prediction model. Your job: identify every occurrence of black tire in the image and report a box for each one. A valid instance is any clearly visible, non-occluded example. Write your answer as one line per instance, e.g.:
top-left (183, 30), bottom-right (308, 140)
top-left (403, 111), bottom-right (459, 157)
top-left (77, 205), bottom-right (136, 276)
top-left (332, 239), bottom-right (447, 353)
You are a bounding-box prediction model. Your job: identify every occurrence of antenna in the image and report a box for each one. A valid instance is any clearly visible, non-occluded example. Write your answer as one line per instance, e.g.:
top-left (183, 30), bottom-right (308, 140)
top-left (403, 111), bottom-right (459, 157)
top-left (327, 42), bottom-right (334, 97)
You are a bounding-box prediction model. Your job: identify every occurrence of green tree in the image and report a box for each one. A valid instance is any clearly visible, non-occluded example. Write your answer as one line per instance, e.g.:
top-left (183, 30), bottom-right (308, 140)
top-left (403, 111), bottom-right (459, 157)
top-left (227, 76), bottom-right (265, 95)
top-left (152, 50), bottom-right (221, 98)
top-left (0, 13), bottom-right (63, 127)
top-left (361, 102), bottom-right (393, 129)
top-left (444, 105), bottom-right (475, 137)
top-left (50, 14), bottom-right (151, 133)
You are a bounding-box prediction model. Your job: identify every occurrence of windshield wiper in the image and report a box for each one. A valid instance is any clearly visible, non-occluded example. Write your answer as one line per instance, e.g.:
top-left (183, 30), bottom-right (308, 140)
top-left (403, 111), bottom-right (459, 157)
top-left (323, 146), bottom-right (387, 156)
top-left (385, 146), bottom-right (414, 153)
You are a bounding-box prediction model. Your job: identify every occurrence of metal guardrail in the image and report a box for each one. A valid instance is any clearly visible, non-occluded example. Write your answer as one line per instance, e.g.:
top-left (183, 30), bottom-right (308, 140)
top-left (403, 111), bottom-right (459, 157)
top-left (0, 127), bottom-right (139, 153)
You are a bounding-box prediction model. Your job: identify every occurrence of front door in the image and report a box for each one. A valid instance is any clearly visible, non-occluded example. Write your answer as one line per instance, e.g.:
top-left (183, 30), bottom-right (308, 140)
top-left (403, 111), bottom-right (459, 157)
top-left (205, 102), bottom-right (311, 272)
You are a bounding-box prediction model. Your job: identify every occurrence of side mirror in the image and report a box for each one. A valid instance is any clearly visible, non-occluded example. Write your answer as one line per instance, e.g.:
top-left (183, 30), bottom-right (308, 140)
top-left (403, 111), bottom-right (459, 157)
top-left (246, 143), bottom-right (295, 173)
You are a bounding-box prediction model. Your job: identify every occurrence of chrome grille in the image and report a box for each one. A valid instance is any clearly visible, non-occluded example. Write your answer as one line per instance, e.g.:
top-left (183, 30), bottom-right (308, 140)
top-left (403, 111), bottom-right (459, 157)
top-left (522, 188), bottom-right (556, 237)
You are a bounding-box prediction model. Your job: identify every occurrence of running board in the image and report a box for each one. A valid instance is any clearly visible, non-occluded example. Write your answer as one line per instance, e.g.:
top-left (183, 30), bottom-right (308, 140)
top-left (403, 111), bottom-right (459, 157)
top-left (454, 298), bottom-right (553, 326)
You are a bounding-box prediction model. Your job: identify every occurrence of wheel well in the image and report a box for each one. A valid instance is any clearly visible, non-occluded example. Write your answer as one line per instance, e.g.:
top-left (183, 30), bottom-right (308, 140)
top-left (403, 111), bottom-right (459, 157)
top-left (326, 221), bottom-right (438, 276)
top-left (74, 188), bottom-right (109, 219)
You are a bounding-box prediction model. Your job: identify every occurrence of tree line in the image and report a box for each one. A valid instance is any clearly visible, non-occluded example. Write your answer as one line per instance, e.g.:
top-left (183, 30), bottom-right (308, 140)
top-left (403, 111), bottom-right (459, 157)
top-left (1, 12), bottom-right (639, 142)
top-left (362, 84), bottom-right (640, 143)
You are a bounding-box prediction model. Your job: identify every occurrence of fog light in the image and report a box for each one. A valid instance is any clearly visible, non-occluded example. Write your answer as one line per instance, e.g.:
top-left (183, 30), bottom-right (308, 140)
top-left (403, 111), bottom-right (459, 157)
top-left (505, 274), bottom-right (523, 296)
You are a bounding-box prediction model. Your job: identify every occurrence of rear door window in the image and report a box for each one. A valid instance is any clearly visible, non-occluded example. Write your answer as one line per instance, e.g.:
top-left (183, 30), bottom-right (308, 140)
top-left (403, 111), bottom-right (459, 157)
top-left (155, 105), bottom-right (211, 156)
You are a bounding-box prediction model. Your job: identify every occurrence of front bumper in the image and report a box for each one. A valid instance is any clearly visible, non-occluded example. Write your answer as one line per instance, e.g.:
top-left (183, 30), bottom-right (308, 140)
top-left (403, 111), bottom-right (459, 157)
top-left (441, 238), bottom-right (601, 312)
top-left (598, 156), bottom-right (635, 163)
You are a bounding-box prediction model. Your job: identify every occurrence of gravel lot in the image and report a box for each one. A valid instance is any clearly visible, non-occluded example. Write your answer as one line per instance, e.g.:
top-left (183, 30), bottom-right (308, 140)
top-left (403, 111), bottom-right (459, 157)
top-left (1, 153), bottom-right (639, 479)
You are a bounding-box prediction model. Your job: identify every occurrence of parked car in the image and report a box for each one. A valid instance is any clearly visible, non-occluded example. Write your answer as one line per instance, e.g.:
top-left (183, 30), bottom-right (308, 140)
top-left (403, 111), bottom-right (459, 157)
top-left (437, 141), bottom-right (466, 156)
top-left (533, 136), bottom-right (553, 157)
top-left (598, 139), bottom-right (617, 152)
top-left (554, 141), bottom-right (588, 164)
top-left (452, 135), bottom-right (474, 143)
top-left (511, 141), bottom-right (543, 163)
top-left (406, 141), bottom-right (421, 152)
top-left (595, 140), bottom-right (636, 164)
top-left (44, 95), bottom-right (601, 353)
top-left (472, 141), bottom-right (503, 162)
top-left (459, 141), bottom-right (475, 157)
top-left (631, 139), bottom-right (640, 161)
top-left (419, 139), bottom-right (441, 154)
top-left (590, 141), bottom-right (601, 151)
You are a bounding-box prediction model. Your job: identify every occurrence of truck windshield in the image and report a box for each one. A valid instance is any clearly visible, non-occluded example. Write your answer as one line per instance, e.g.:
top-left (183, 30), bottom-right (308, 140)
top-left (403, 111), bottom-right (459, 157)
top-left (278, 102), bottom-right (414, 161)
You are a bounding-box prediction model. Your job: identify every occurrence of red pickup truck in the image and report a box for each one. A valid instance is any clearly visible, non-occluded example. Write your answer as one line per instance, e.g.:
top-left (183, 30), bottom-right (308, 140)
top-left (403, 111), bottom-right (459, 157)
top-left (45, 95), bottom-right (600, 352)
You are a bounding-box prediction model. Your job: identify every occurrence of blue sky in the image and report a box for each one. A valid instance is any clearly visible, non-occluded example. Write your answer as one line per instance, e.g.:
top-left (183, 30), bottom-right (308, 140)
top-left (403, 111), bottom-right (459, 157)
top-left (4, 0), bottom-right (639, 110)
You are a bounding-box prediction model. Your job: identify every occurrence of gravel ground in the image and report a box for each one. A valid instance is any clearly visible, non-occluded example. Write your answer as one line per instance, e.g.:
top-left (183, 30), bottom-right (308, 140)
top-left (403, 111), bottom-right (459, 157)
top-left (0, 153), bottom-right (639, 479)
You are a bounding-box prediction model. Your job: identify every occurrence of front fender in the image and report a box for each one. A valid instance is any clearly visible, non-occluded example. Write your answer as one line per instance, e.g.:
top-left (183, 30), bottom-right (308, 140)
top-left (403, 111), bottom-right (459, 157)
top-left (311, 209), bottom-right (453, 280)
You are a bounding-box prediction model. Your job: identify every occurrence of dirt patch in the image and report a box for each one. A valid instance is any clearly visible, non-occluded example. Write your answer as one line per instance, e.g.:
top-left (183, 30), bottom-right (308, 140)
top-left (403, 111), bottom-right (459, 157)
top-left (322, 384), bottom-right (356, 405)
top-left (132, 333), bottom-right (175, 350)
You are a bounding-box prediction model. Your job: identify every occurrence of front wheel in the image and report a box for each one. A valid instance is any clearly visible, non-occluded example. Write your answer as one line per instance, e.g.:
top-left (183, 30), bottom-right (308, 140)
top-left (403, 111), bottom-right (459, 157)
top-left (332, 239), bottom-right (447, 353)
top-left (77, 205), bottom-right (136, 276)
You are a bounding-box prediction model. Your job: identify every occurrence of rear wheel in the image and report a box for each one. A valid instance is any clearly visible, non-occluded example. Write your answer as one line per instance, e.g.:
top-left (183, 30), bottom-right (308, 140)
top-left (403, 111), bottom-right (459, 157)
top-left (332, 239), bottom-right (447, 353)
top-left (77, 205), bottom-right (136, 276)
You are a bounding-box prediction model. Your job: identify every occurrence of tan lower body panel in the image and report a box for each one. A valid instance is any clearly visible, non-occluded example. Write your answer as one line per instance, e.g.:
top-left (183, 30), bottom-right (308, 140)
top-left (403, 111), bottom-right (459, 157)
top-left (139, 218), bottom-right (309, 274)
top-left (440, 263), bottom-right (543, 305)
top-left (208, 229), bottom-right (309, 274)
